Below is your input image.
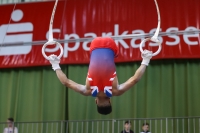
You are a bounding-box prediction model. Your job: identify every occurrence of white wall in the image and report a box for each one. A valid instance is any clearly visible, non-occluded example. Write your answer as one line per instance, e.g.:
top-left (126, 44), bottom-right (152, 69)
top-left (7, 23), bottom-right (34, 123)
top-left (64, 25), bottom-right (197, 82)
top-left (0, 0), bottom-right (48, 4)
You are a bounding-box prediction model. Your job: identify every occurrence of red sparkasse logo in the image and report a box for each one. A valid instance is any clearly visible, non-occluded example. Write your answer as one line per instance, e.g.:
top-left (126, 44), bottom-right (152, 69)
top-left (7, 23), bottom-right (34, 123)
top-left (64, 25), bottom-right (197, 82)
top-left (0, 0), bottom-right (199, 68)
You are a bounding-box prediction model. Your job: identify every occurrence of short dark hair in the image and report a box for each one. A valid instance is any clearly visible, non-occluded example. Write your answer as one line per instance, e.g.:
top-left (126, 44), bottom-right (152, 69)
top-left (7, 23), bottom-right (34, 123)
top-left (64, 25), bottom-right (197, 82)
top-left (97, 105), bottom-right (112, 115)
top-left (125, 121), bottom-right (131, 124)
top-left (143, 122), bottom-right (149, 126)
top-left (8, 118), bottom-right (14, 122)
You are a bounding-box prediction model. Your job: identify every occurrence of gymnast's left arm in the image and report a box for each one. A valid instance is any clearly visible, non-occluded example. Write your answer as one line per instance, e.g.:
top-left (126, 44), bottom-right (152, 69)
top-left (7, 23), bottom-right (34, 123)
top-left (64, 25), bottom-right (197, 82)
top-left (48, 54), bottom-right (90, 96)
top-left (113, 50), bottom-right (153, 96)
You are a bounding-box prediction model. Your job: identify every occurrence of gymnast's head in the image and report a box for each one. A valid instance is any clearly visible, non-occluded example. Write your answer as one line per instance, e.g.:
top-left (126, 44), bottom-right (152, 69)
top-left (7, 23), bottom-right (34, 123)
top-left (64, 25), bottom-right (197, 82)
top-left (95, 97), bottom-right (112, 115)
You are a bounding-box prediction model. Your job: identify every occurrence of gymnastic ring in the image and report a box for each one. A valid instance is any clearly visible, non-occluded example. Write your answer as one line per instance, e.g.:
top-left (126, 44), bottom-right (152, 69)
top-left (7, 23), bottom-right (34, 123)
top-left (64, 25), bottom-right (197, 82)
top-left (42, 41), bottom-right (63, 60)
top-left (139, 38), bottom-right (162, 56)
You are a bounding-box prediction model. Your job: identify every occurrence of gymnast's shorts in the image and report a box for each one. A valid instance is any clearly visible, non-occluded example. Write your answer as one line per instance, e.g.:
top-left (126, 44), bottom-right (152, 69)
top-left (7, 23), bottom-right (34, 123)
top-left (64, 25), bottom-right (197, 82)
top-left (90, 37), bottom-right (119, 57)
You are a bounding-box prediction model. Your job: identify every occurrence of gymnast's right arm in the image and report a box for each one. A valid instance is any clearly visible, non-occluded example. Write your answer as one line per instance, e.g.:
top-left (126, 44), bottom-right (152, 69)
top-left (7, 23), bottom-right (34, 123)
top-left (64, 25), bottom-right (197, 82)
top-left (48, 54), bottom-right (90, 96)
top-left (113, 50), bottom-right (153, 96)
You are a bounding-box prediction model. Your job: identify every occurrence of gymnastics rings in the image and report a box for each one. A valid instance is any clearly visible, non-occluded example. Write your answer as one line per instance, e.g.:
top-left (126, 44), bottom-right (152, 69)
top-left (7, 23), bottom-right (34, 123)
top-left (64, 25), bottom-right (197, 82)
top-left (140, 38), bottom-right (162, 56)
top-left (139, 0), bottom-right (162, 56)
top-left (42, 0), bottom-right (64, 60)
top-left (42, 41), bottom-right (63, 60)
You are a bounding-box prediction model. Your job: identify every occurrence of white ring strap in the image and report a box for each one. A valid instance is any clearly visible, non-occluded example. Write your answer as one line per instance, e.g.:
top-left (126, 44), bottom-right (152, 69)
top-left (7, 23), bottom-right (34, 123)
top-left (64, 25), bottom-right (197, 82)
top-left (42, 0), bottom-right (63, 60)
top-left (140, 0), bottom-right (162, 56)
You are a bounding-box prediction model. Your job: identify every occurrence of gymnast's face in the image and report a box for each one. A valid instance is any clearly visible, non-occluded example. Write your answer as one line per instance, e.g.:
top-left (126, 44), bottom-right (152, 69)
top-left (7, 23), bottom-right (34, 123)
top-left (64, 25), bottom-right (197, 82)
top-left (95, 97), bottom-right (111, 106)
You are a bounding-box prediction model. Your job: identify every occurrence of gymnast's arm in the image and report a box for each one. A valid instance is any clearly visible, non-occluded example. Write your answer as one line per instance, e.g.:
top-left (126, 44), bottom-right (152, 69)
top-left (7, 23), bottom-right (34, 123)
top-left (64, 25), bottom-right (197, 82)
top-left (113, 50), bottom-right (153, 96)
top-left (48, 54), bottom-right (91, 96)
top-left (112, 64), bottom-right (147, 96)
top-left (55, 69), bottom-right (90, 96)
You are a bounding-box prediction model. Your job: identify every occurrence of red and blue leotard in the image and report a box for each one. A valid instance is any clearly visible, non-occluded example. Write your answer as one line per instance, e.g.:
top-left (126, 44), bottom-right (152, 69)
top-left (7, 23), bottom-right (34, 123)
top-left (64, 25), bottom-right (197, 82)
top-left (88, 37), bottom-right (119, 97)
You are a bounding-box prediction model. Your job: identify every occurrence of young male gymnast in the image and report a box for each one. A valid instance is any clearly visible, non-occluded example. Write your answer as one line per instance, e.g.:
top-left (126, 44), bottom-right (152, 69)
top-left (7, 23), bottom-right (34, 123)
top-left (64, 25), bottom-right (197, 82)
top-left (48, 37), bottom-right (153, 115)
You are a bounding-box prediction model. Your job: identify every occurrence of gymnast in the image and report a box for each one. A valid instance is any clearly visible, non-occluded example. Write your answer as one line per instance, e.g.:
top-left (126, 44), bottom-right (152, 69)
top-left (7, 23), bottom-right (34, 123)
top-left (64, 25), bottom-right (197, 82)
top-left (48, 37), bottom-right (153, 115)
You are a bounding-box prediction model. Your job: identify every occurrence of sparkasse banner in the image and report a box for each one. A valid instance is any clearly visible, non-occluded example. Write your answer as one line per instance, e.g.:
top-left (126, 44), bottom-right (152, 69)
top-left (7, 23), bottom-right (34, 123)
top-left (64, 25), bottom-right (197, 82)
top-left (0, 0), bottom-right (199, 68)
